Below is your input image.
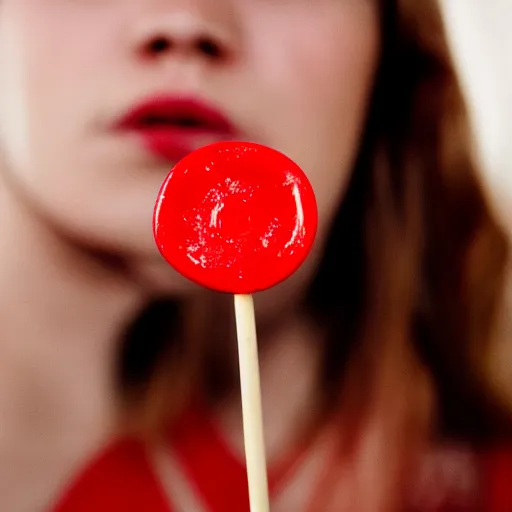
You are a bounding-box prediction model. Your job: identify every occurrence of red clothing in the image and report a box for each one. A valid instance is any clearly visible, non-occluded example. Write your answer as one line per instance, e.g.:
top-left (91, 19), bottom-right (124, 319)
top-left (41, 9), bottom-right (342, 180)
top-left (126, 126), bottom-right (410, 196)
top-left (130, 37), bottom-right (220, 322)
top-left (53, 410), bottom-right (512, 512)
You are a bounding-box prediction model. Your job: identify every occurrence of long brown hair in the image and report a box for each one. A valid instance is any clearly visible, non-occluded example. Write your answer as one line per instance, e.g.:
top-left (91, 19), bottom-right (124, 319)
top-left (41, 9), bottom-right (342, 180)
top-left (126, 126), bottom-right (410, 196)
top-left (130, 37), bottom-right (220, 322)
top-left (118, 0), bottom-right (511, 506)
top-left (306, 0), bottom-right (512, 443)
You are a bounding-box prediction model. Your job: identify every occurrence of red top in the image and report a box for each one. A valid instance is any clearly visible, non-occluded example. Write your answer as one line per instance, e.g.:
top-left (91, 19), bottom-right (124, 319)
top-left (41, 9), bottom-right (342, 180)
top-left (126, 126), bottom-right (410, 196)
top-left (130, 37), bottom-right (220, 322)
top-left (53, 409), bottom-right (512, 512)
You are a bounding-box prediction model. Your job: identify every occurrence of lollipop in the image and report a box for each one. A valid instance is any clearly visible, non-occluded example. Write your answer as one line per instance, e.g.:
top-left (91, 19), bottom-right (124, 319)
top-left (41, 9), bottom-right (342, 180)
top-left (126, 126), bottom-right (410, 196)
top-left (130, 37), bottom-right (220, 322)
top-left (153, 141), bottom-right (317, 512)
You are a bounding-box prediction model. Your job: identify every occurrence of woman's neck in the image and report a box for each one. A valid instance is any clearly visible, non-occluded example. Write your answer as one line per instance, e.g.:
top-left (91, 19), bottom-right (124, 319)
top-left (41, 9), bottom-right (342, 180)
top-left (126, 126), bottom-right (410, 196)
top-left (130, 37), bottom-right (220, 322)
top-left (0, 185), bottom-right (145, 509)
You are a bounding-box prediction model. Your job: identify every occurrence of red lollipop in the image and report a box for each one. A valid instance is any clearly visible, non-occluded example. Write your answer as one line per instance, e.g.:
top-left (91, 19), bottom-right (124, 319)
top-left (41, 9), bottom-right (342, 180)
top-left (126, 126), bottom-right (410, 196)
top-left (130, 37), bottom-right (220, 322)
top-left (153, 141), bottom-right (317, 294)
top-left (153, 141), bottom-right (317, 512)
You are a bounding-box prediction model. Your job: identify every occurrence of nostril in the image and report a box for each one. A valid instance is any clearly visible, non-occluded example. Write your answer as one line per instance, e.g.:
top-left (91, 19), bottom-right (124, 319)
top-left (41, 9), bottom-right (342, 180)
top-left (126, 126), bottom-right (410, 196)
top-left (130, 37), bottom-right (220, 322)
top-left (147, 36), bottom-right (172, 55)
top-left (196, 37), bottom-right (223, 59)
top-left (141, 34), bottom-right (227, 61)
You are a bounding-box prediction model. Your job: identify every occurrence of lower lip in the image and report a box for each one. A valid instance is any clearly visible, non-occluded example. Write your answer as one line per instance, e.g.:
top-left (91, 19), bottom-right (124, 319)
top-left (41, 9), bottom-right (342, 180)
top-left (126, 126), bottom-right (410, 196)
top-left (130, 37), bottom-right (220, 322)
top-left (130, 127), bottom-right (233, 162)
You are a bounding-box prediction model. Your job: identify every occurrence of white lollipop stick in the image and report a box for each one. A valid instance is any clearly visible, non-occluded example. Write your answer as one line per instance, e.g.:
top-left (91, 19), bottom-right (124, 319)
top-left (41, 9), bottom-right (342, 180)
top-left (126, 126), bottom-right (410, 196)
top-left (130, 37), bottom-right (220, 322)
top-left (233, 294), bottom-right (270, 512)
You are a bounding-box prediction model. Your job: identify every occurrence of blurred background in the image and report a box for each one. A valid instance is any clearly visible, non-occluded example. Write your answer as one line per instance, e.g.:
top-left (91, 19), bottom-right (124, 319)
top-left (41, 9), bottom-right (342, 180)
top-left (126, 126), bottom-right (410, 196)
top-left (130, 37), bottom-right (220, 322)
top-left (443, 0), bottom-right (512, 219)
top-left (442, 0), bottom-right (512, 400)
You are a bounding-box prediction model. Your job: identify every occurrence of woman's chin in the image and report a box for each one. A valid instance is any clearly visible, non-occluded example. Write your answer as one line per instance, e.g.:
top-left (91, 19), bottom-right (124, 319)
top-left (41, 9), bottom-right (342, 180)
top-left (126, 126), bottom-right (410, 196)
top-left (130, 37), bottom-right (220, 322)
top-left (130, 256), bottom-right (201, 296)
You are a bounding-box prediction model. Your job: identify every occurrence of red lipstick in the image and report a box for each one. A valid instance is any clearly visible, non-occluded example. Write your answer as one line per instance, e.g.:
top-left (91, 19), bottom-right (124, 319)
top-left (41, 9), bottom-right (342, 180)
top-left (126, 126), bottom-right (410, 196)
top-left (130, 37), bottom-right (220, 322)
top-left (117, 96), bottom-right (236, 161)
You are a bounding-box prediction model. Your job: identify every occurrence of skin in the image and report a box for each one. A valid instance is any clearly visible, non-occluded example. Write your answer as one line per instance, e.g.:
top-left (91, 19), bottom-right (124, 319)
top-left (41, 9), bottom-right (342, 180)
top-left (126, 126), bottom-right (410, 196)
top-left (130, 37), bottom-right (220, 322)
top-left (0, 0), bottom-right (379, 509)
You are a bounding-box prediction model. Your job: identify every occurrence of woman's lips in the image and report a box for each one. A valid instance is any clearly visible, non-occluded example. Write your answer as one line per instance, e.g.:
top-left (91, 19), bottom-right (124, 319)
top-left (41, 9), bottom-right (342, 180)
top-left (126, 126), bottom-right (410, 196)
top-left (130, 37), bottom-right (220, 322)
top-left (116, 96), bottom-right (237, 161)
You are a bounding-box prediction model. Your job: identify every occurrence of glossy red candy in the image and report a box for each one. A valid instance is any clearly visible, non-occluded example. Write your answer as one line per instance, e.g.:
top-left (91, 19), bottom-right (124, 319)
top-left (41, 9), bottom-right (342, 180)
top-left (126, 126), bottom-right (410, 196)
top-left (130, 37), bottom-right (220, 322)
top-left (153, 141), bottom-right (317, 294)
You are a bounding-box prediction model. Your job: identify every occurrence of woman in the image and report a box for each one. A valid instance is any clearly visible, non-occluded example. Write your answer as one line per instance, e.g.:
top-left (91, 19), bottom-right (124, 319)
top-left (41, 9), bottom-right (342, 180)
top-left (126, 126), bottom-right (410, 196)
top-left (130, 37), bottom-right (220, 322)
top-left (0, 0), bottom-right (510, 510)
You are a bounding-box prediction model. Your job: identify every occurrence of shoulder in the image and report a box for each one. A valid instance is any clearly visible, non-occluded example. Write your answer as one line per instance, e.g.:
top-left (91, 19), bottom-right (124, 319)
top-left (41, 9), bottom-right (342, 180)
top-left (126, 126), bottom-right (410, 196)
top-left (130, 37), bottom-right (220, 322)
top-left (52, 437), bottom-right (170, 512)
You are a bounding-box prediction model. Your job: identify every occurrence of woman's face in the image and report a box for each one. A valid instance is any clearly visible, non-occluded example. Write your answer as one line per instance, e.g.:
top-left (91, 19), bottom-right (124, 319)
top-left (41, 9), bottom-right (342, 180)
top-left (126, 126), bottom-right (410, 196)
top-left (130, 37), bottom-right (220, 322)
top-left (0, 0), bottom-right (379, 297)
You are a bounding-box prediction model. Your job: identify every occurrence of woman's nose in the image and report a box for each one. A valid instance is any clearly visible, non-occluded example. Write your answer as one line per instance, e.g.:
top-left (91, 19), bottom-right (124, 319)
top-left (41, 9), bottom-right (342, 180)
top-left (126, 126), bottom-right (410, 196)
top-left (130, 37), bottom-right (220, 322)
top-left (132, 0), bottom-right (239, 64)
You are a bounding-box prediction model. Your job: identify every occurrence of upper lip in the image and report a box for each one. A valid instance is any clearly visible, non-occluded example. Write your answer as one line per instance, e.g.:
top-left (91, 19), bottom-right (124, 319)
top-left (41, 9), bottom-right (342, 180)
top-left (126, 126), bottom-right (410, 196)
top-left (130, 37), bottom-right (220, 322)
top-left (116, 95), bottom-right (236, 134)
